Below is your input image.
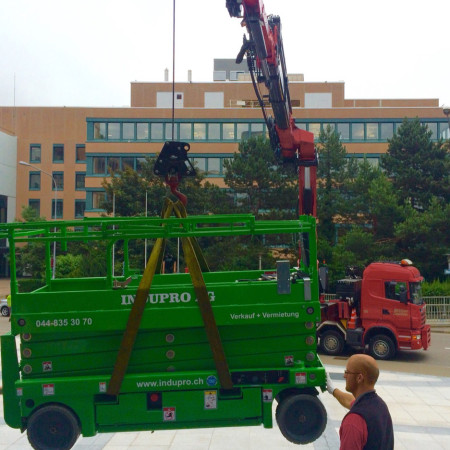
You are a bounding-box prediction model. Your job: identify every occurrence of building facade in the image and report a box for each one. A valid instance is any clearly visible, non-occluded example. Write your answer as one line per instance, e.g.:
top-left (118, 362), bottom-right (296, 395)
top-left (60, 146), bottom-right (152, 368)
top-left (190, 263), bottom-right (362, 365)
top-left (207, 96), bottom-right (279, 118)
top-left (0, 61), bottom-right (448, 225)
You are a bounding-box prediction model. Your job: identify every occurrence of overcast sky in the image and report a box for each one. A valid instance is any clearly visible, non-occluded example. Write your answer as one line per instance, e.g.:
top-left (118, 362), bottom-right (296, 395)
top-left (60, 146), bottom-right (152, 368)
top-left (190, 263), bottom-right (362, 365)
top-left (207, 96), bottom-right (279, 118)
top-left (1, 0), bottom-right (449, 109)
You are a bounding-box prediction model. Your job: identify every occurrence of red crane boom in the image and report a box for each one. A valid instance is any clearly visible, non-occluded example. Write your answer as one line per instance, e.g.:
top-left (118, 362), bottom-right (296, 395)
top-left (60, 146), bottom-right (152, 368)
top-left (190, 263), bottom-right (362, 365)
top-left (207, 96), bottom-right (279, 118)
top-left (227, 0), bottom-right (317, 216)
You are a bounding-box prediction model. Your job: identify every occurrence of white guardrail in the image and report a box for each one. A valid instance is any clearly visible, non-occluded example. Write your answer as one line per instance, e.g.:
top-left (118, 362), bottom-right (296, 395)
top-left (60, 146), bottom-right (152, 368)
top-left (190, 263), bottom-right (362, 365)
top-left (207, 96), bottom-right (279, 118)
top-left (321, 295), bottom-right (450, 325)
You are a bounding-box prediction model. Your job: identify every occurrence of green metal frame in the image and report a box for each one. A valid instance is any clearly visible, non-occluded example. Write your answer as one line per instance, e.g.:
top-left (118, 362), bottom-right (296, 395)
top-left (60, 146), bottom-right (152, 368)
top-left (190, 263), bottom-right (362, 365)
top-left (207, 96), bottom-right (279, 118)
top-left (0, 210), bottom-right (326, 443)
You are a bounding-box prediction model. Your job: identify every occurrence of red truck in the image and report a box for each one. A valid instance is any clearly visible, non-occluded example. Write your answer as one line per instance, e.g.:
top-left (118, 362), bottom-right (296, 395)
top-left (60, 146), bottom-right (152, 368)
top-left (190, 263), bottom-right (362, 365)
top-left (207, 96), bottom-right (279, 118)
top-left (318, 260), bottom-right (431, 360)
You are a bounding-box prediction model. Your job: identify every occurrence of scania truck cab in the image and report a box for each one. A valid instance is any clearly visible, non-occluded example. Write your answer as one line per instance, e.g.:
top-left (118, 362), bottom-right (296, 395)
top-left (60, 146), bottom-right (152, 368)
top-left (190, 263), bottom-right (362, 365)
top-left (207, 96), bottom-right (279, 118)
top-left (318, 260), bottom-right (431, 360)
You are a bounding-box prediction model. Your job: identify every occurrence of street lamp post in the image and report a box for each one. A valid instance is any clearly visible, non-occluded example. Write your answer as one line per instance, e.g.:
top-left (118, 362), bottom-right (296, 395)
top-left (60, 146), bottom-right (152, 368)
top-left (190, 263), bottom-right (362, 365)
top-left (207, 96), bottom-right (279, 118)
top-left (19, 161), bottom-right (58, 279)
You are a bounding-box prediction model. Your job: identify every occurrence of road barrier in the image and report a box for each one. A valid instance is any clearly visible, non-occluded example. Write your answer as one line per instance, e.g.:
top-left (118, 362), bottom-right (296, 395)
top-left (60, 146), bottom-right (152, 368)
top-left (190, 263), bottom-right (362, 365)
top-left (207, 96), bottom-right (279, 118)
top-left (424, 296), bottom-right (450, 325)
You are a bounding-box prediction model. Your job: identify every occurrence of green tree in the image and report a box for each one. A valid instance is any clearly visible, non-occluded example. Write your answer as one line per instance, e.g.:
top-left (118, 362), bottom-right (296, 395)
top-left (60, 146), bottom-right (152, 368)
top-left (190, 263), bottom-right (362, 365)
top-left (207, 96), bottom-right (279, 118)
top-left (341, 159), bottom-right (403, 245)
top-left (380, 118), bottom-right (450, 208)
top-left (316, 125), bottom-right (348, 244)
top-left (394, 197), bottom-right (450, 280)
top-left (224, 136), bottom-right (297, 217)
top-left (328, 227), bottom-right (376, 287)
top-left (102, 157), bottom-right (235, 217)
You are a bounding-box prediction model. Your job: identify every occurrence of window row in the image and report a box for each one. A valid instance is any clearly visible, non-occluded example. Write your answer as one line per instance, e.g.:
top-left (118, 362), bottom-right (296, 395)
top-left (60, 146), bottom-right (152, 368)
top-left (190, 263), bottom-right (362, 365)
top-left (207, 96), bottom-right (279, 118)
top-left (29, 144), bottom-right (86, 164)
top-left (88, 119), bottom-right (449, 143)
top-left (299, 121), bottom-right (449, 141)
top-left (88, 155), bottom-right (231, 177)
top-left (89, 121), bottom-right (267, 142)
top-left (88, 153), bottom-right (382, 177)
top-left (28, 172), bottom-right (85, 191)
top-left (28, 199), bottom-right (86, 219)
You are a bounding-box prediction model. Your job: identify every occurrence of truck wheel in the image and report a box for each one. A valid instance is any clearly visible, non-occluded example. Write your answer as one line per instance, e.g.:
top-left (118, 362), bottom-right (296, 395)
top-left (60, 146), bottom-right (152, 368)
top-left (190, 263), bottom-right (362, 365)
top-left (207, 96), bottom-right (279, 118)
top-left (1, 306), bottom-right (10, 317)
top-left (275, 394), bottom-right (327, 444)
top-left (369, 334), bottom-right (396, 360)
top-left (27, 404), bottom-right (80, 450)
top-left (320, 330), bottom-right (345, 355)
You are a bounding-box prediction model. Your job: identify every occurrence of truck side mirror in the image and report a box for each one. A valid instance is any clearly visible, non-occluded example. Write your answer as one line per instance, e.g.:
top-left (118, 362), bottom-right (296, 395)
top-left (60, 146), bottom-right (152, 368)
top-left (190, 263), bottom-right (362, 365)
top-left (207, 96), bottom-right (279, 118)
top-left (399, 289), bottom-right (408, 304)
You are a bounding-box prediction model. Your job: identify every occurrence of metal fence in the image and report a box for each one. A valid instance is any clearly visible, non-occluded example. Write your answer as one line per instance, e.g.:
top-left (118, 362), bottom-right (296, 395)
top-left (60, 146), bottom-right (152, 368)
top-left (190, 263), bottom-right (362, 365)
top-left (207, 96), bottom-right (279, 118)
top-left (321, 295), bottom-right (450, 325)
top-left (424, 296), bottom-right (450, 325)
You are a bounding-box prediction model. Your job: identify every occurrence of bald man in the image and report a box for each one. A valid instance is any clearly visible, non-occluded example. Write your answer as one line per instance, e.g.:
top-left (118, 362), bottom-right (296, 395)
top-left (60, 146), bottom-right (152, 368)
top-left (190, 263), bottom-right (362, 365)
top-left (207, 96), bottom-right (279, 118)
top-left (326, 354), bottom-right (394, 450)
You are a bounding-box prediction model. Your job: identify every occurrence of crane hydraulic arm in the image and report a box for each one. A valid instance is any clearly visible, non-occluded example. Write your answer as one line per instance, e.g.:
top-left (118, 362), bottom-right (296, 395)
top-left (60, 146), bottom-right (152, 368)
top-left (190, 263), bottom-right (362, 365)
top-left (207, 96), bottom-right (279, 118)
top-left (226, 0), bottom-right (317, 216)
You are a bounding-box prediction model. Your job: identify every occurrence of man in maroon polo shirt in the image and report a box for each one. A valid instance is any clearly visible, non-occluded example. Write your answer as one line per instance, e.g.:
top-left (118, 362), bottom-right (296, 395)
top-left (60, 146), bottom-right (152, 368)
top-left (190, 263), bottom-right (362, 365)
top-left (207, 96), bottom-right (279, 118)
top-left (326, 354), bottom-right (394, 450)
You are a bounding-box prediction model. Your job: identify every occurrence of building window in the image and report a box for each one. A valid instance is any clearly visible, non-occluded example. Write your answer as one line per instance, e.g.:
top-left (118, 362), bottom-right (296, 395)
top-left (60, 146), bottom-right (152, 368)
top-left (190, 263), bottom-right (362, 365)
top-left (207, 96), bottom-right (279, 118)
top-left (108, 123), bottom-right (120, 140)
top-left (52, 199), bottom-right (63, 219)
top-left (136, 157), bottom-right (147, 173)
top-left (380, 123), bottom-right (393, 140)
top-left (194, 123), bottom-right (206, 140)
top-left (29, 172), bottom-right (41, 190)
top-left (76, 145), bottom-right (86, 162)
top-left (151, 123), bottom-right (163, 140)
top-left (122, 157), bottom-right (134, 170)
top-left (191, 158), bottom-right (206, 172)
top-left (28, 199), bottom-right (40, 217)
top-left (305, 92), bottom-right (332, 108)
top-left (92, 192), bottom-right (105, 209)
top-left (351, 123), bottom-right (364, 140)
top-left (308, 123), bottom-right (321, 139)
top-left (53, 144), bottom-right (64, 163)
top-left (440, 122), bottom-right (449, 139)
top-left (94, 122), bottom-right (106, 139)
top-left (366, 123), bottom-right (379, 140)
top-left (165, 123), bottom-right (178, 140)
top-left (137, 123), bottom-right (149, 140)
top-left (75, 173), bottom-right (86, 190)
top-left (93, 157), bottom-right (106, 174)
top-left (157, 92), bottom-right (183, 108)
top-left (53, 172), bottom-right (64, 190)
top-left (208, 123), bottom-right (220, 140)
top-left (250, 123), bottom-right (264, 137)
top-left (123, 123), bottom-right (135, 140)
top-left (108, 157), bottom-right (120, 172)
top-left (322, 123), bottom-right (336, 133)
top-left (179, 123), bottom-right (192, 140)
top-left (207, 158), bottom-right (221, 175)
top-left (423, 122), bottom-right (437, 139)
top-left (30, 144), bottom-right (41, 163)
top-left (237, 123), bottom-right (249, 141)
top-left (75, 200), bottom-right (86, 218)
top-left (204, 92), bottom-right (224, 108)
top-left (223, 123), bottom-right (235, 140)
top-left (337, 123), bottom-right (350, 140)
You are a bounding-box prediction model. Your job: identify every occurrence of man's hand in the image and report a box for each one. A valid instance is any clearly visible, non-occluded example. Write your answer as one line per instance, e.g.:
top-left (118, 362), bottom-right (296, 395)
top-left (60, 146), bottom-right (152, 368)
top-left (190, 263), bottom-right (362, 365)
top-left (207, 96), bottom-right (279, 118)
top-left (326, 372), bottom-right (335, 395)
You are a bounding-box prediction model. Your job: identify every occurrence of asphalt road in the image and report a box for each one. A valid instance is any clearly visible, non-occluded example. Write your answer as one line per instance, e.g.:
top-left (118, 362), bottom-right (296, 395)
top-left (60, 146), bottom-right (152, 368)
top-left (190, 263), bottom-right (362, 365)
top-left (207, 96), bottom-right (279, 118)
top-left (320, 330), bottom-right (450, 377)
top-left (1, 316), bottom-right (449, 377)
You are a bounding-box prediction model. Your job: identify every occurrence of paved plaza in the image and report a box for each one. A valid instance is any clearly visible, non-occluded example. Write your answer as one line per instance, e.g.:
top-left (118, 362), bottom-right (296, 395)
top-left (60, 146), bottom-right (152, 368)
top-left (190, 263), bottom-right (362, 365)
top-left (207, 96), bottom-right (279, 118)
top-left (1, 360), bottom-right (449, 449)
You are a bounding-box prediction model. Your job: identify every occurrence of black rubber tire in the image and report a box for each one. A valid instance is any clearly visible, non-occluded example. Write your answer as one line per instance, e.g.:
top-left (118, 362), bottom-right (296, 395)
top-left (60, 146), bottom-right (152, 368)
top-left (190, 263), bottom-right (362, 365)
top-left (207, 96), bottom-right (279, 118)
top-left (27, 404), bottom-right (80, 450)
top-left (1, 306), bottom-right (10, 317)
top-left (320, 329), bottom-right (345, 355)
top-left (275, 394), bottom-right (327, 444)
top-left (369, 334), bottom-right (396, 360)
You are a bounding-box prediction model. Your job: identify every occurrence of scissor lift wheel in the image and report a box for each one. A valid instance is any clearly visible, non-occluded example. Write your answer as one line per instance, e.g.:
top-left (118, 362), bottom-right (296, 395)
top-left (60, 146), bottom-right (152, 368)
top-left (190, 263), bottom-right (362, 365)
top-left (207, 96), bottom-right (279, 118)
top-left (276, 393), bottom-right (327, 444)
top-left (27, 404), bottom-right (80, 450)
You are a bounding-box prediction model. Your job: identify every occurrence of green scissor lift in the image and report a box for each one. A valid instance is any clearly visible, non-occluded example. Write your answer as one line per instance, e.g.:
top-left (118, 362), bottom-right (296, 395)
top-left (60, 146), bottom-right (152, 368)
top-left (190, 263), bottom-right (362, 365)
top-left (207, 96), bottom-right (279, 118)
top-left (1, 201), bottom-right (327, 449)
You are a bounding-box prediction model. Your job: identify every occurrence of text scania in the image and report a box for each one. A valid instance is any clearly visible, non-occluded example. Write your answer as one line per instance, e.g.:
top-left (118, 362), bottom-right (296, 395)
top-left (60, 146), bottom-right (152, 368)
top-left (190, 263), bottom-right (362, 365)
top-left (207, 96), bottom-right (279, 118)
top-left (121, 291), bottom-right (215, 306)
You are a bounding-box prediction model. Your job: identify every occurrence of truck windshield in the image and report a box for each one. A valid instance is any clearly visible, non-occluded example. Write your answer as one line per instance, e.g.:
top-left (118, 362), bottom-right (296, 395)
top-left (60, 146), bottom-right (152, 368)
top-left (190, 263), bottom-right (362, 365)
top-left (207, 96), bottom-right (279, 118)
top-left (410, 282), bottom-right (424, 305)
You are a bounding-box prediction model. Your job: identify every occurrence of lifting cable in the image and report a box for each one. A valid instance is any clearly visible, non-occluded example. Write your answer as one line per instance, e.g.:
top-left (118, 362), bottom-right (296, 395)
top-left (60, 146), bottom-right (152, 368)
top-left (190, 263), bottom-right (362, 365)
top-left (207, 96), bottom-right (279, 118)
top-left (171, 0), bottom-right (176, 140)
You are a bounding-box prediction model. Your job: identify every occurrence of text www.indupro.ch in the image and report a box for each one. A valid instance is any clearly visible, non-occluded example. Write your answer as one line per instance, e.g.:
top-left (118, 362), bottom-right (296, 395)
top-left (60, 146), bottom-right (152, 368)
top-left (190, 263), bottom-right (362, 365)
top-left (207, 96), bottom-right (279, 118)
top-left (136, 378), bottom-right (205, 388)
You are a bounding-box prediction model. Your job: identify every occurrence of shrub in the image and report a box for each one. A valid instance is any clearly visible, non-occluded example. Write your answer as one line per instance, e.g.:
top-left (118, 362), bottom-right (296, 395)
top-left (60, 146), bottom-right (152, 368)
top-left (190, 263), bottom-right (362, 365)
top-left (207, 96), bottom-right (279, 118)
top-left (422, 279), bottom-right (450, 296)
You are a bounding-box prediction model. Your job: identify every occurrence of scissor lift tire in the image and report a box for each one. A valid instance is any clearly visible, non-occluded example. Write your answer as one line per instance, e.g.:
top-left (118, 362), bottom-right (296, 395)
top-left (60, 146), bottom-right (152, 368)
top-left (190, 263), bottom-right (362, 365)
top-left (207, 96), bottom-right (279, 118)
top-left (275, 393), bottom-right (327, 444)
top-left (27, 404), bottom-right (80, 450)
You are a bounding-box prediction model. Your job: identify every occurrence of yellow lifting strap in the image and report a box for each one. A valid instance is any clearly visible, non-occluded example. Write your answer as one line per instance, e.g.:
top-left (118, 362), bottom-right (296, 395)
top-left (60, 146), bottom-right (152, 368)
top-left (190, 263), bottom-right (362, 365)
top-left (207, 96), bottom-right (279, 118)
top-left (107, 200), bottom-right (174, 396)
top-left (107, 199), bottom-right (232, 396)
top-left (173, 201), bottom-right (232, 389)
